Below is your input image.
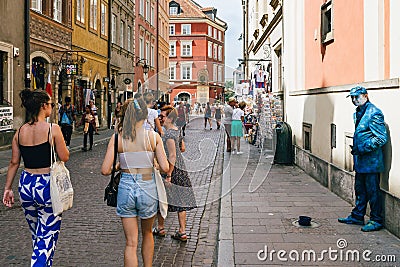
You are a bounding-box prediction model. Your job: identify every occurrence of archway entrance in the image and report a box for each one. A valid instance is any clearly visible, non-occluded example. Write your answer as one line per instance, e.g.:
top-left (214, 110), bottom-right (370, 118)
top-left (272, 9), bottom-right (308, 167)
top-left (32, 57), bottom-right (49, 90)
top-left (177, 92), bottom-right (190, 103)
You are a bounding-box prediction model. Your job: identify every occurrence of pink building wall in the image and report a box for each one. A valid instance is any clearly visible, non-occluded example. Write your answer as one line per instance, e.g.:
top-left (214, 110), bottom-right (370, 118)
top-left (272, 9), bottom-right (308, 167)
top-left (304, 0), bottom-right (364, 89)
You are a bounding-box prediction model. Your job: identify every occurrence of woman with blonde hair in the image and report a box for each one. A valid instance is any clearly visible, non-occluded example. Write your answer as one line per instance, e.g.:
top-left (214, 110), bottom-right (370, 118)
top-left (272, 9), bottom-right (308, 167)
top-left (3, 89), bottom-right (69, 266)
top-left (101, 97), bottom-right (169, 267)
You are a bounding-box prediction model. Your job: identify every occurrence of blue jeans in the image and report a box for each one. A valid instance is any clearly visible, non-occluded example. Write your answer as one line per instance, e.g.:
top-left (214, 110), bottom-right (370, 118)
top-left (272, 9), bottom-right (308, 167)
top-left (351, 173), bottom-right (383, 223)
top-left (116, 172), bottom-right (158, 219)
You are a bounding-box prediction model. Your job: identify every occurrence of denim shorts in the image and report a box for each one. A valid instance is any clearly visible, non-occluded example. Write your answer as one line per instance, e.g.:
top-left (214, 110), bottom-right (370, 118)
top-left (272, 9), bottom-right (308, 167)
top-left (116, 172), bottom-right (158, 219)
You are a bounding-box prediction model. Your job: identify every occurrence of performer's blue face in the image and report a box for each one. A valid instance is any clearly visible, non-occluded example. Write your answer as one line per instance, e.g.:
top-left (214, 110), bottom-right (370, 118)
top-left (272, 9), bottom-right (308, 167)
top-left (351, 94), bottom-right (368, 107)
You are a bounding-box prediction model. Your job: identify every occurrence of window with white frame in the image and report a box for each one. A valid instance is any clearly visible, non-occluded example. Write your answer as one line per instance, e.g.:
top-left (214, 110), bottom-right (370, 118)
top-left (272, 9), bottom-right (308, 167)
top-left (150, 6), bottom-right (154, 25)
top-left (169, 41), bottom-right (176, 57)
top-left (139, 38), bottom-right (144, 58)
top-left (169, 65), bottom-right (176, 80)
top-left (181, 41), bottom-right (192, 57)
top-left (146, 42), bottom-right (150, 61)
top-left (218, 31), bottom-right (222, 41)
top-left (218, 65), bottom-right (223, 82)
top-left (169, 24), bottom-right (175, 35)
top-left (127, 26), bottom-right (131, 51)
top-left (146, 0), bottom-right (150, 21)
top-left (213, 43), bottom-right (218, 59)
top-left (169, 6), bottom-right (178, 15)
top-left (208, 25), bottom-right (212, 36)
top-left (218, 46), bottom-right (222, 61)
top-left (182, 24), bottom-right (191, 35)
top-left (120, 21), bottom-right (124, 48)
top-left (151, 45), bottom-right (154, 66)
top-left (321, 0), bottom-right (333, 44)
top-left (31, 0), bottom-right (42, 13)
top-left (213, 28), bottom-right (217, 39)
top-left (101, 3), bottom-right (107, 35)
top-left (213, 64), bottom-right (217, 81)
top-left (208, 42), bottom-right (212, 58)
top-left (53, 0), bottom-right (62, 22)
top-left (90, 0), bottom-right (98, 30)
top-left (181, 64), bottom-right (192, 80)
top-left (77, 0), bottom-right (85, 23)
top-left (111, 14), bottom-right (117, 43)
top-left (139, 0), bottom-right (144, 16)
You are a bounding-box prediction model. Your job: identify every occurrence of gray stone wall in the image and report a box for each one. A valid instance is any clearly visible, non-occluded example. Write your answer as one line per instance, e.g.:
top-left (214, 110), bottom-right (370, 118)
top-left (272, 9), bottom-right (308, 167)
top-left (294, 145), bottom-right (400, 238)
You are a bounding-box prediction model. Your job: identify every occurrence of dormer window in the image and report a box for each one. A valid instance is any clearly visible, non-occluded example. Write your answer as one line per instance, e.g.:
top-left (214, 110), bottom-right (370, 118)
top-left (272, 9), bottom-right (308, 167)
top-left (170, 6), bottom-right (178, 15)
top-left (169, 1), bottom-right (180, 15)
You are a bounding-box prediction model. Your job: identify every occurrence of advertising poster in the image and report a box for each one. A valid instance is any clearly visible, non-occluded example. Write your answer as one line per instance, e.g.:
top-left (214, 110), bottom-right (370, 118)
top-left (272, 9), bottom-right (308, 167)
top-left (0, 106), bottom-right (13, 131)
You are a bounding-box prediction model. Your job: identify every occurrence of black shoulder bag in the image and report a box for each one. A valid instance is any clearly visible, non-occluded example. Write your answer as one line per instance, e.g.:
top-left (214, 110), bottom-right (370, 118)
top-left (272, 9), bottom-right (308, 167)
top-left (104, 133), bottom-right (121, 207)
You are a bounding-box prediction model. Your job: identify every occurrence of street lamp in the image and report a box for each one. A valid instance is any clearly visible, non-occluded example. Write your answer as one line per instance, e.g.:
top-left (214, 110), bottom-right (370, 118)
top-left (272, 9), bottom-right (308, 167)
top-left (136, 58), bottom-right (149, 93)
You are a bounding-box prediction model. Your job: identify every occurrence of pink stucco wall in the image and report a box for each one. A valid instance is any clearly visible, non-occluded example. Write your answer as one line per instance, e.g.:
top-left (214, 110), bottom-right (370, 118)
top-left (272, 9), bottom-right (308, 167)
top-left (304, 0), bottom-right (364, 89)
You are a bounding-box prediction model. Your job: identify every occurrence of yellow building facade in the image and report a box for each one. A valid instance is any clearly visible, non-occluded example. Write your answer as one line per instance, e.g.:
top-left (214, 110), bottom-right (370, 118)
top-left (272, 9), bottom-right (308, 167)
top-left (71, 0), bottom-right (109, 126)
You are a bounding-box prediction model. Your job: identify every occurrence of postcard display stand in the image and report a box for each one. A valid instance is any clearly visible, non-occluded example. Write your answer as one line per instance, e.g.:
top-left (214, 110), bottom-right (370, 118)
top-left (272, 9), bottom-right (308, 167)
top-left (255, 94), bottom-right (283, 151)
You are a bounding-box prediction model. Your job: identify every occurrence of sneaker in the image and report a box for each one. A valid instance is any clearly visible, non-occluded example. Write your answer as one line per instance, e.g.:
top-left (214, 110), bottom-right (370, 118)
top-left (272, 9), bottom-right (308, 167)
top-left (361, 220), bottom-right (383, 232)
top-left (232, 151), bottom-right (236, 155)
top-left (66, 146), bottom-right (70, 150)
top-left (81, 147), bottom-right (87, 152)
top-left (236, 151), bottom-right (244, 155)
top-left (338, 215), bottom-right (364, 225)
top-left (210, 127), bottom-right (212, 130)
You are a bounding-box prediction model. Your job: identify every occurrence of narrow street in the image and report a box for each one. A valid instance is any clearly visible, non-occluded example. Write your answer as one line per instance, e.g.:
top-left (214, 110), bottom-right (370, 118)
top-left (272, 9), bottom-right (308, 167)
top-left (0, 117), bottom-right (224, 266)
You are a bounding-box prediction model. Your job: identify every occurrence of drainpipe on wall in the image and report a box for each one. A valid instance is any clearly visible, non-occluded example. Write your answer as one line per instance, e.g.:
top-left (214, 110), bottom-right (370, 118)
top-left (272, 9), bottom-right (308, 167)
top-left (156, 0), bottom-right (160, 100)
top-left (107, 0), bottom-right (112, 128)
top-left (24, 0), bottom-right (31, 89)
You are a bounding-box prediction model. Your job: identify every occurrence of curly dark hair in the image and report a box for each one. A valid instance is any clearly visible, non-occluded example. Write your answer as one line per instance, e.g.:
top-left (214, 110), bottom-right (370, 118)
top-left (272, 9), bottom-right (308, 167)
top-left (19, 89), bottom-right (50, 124)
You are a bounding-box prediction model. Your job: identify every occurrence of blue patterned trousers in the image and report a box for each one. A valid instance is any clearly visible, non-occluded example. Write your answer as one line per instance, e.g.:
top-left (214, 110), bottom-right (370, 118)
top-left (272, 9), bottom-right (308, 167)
top-left (18, 170), bottom-right (62, 267)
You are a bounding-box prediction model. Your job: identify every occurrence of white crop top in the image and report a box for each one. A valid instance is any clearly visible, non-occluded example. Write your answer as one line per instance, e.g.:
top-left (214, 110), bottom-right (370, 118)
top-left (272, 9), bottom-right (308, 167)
top-left (119, 131), bottom-right (155, 169)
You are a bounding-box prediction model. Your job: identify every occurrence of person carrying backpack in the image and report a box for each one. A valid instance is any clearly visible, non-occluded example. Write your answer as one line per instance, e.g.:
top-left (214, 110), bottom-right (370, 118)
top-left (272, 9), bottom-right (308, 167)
top-left (59, 96), bottom-right (77, 149)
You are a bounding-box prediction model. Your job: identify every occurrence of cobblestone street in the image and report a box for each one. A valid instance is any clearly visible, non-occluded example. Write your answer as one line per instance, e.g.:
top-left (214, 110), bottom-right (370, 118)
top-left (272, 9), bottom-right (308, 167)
top-left (0, 117), bottom-right (224, 266)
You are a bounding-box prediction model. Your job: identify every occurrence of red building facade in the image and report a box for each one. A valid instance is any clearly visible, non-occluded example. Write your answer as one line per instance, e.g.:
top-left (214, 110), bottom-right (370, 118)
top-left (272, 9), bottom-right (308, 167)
top-left (168, 0), bottom-right (227, 105)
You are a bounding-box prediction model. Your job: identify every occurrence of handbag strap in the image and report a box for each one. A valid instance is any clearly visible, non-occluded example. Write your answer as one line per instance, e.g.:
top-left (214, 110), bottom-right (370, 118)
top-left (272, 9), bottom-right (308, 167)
top-left (49, 123), bottom-right (57, 165)
top-left (111, 133), bottom-right (118, 177)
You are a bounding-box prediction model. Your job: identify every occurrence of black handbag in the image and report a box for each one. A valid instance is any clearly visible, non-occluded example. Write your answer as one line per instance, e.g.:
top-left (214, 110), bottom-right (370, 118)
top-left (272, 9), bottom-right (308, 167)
top-left (104, 133), bottom-right (120, 207)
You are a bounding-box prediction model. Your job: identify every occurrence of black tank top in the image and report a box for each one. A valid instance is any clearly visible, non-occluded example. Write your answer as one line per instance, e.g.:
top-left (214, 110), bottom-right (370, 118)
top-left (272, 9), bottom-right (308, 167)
top-left (19, 125), bottom-right (52, 169)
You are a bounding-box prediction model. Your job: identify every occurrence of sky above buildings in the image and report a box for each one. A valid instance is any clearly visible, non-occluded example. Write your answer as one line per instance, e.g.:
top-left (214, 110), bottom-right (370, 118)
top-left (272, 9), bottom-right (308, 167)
top-left (195, 0), bottom-right (243, 79)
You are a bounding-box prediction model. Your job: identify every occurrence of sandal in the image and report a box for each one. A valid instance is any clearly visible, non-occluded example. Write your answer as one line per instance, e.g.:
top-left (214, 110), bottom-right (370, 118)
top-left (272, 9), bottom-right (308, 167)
top-left (171, 231), bottom-right (187, 242)
top-left (152, 228), bottom-right (166, 237)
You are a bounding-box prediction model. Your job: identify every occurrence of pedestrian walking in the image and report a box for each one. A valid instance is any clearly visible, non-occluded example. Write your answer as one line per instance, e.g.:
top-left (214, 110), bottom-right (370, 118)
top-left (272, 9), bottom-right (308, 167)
top-left (101, 98), bottom-right (169, 267)
top-left (59, 96), bottom-right (77, 149)
top-left (77, 105), bottom-right (96, 151)
top-left (153, 105), bottom-right (197, 242)
top-left (89, 100), bottom-right (100, 135)
top-left (143, 92), bottom-right (163, 135)
top-left (204, 102), bottom-right (212, 130)
top-left (338, 86), bottom-right (387, 232)
top-left (215, 102), bottom-right (222, 130)
top-left (112, 101), bottom-right (122, 129)
top-left (231, 101), bottom-right (246, 154)
top-left (224, 97), bottom-right (236, 152)
top-left (2, 89), bottom-right (69, 267)
top-left (176, 102), bottom-right (187, 136)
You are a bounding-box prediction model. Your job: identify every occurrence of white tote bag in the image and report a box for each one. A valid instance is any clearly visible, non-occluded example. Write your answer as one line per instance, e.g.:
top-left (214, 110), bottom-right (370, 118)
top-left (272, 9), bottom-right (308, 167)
top-left (154, 168), bottom-right (168, 219)
top-left (49, 124), bottom-right (74, 216)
